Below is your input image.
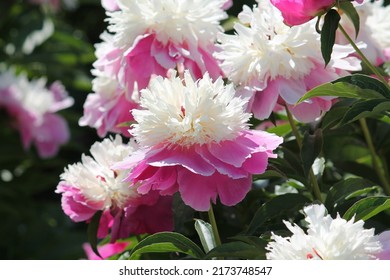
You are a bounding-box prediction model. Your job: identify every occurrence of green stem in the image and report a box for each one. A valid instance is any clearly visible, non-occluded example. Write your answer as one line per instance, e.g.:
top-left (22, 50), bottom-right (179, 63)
top-left (338, 23), bottom-right (390, 91)
top-left (208, 204), bottom-right (221, 247)
top-left (359, 118), bottom-right (390, 195)
top-left (286, 107), bottom-right (323, 202)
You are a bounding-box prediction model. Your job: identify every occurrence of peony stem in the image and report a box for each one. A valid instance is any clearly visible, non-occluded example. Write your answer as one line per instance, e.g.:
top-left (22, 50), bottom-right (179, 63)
top-left (359, 118), bottom-right (390, 195)
top-left (286, 106), bottom-right (323, 202)
top-left (208, 204), bottom-right (222, 247)
top-left (337, 23), bottom-right (390, 91)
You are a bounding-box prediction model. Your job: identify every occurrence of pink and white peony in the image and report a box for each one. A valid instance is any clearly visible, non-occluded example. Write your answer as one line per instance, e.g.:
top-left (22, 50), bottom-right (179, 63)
top-left (116, 72), bottom-right (283, 211)
top-left (56, 135), bottom-right (173, 242)
top-left (79, 32), bottom-right (138, 137)
top-left (216, 2), bottom-right (362, 122)
top-left (0, 69), bottom-right (73, 158)
top-left (337, 0), bottom-right (390, 65)
top-left (106, 0), bottom-right (227, 97)
top-left (266, 204), bottom-right (386, 260)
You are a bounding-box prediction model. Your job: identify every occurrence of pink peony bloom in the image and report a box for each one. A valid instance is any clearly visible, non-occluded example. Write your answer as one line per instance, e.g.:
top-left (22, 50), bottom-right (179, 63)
top-left (216, 3), bottom-right (362, 123)
top-left (56, 136), bottom-right (173, 242)
top-left (106, 0), bottom-right (227, 99)
top-left (83, 241), bottom-right (129, 260)
top-left (0, 70), bottom-right (73, 158)
top-left (270, 0), bottom-right (336, 26)
top-left (115, 72), bottom-right (283, 211)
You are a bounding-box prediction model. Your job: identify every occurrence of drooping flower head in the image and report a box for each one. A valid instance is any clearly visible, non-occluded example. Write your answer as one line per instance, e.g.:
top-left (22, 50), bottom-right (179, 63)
top-left (56, 135), bottom-right (173, 241)
top-left (116, 72), bottom-right (283, 211)
top-left (266, 204), bottom-right (383, 260)
top-left (106, 0), bottom-right (228, 96)
top-left (0, 69), bottom-right (73, 158)
top-left (216, 2), bottom-right (362, 122)
top-left (270, 0), bottom-right (336, 26)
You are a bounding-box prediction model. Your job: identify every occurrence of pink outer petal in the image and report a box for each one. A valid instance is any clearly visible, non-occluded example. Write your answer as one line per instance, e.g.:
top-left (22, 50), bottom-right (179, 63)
top-left (288, 98), bottom-right (332, 123)
top-left (146, 145), bottom-right (215, 176)
top-left (56, 183), bottom-right (104, 222)
top-left (101, 0), bottom-right (119, 11)
top-left (120, 34), bottom-right (168, 93)
top-left (110, 193), bottom-right (173, 241)
top-left (33, 113), bottom-right (70, 158)
top-left (79, 92), bottom-right (137, 137)
top-left (375, 231), bottom-right (390, 260)
top-left (83, 241), bottom-right (129, 260)
top-left (251, 83), bottom-right (279, 120)
top-left (177, 169), bottom-right (252, 211)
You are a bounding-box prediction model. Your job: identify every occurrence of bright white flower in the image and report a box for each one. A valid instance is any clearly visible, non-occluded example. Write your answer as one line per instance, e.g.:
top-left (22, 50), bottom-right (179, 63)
top-left (131, 71), bottom-right (251, 147)
top-left (59, 136), bottom-right (138, 209)
top-left (108, 0), bottom-right (227, 49)
top-left (216, 3), bottom-right (320, 90)
top-left (266, 204), bottom-right (382, 260)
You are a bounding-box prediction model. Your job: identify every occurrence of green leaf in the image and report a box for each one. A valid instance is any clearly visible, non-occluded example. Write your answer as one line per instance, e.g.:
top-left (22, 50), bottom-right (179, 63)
top-left (194, 219), bottom-right (216, 253)
top-left (339, 99), bottom-right (390, 125)
top-left (325, 178), bottom-right (379, 211)
top-left (297, 82), bottom-right (385, 104)
top-left (343, 197), bottom-right (390, 221)
top-left (129, 232), bottom-right (205, 260)
top-left (334, 74), bottom-right (390, 99)
top-left (300, 129), bottom-right (323, 176)
top-left (87, 210), bottom-right (103, 259)
top-left (246, 194), bottom-right (311, 235)
top-left (321, 9), bottom-right (341, 66)
top-left (339, 1), bottom-right (360, 38)
top-left (205, 241), bottom-right (264, 260)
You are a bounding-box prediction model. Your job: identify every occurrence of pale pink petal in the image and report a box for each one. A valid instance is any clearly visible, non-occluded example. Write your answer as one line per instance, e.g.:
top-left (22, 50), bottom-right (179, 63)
top-left (376, 230), bottom-right (390, 260)
top-left (147, 145), bottom-right (215, 176)
top-left (242, 151), bottom-right (269, 174)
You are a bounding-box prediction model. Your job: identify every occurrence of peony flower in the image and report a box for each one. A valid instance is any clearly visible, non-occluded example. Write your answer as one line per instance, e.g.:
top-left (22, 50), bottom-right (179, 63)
top-left (56, 135), bottom-right (173, 242)
top-left (216, 3), bottom-right (362, 122)
top-left (0, 69), bottom-right (73, 158)
top-left (79, 32), bottom-right (138, 137)
top-left (270, 0), bottom-right (336, 26)
top-left (266, 204), bottom-right (384, 260)
top-left (116, 72), bottom-right (283, 211)
top-left (83, 241), bottom-right (129, 260)
top-left (106, 0), bottom-right (227, 97)
top-left (336, 0), bottom-right (390, 65)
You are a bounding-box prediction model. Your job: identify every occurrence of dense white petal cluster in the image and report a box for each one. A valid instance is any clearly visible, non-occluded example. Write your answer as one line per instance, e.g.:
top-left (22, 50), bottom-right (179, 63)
top-left (108, 0), bottom-right (228, 49)
top-left (266, 204), bottom-right (382, 260)
top-left (131, 72), bottom-right (251, 147)
top-left (60, 136), bottom-right (138, 209)
top-left (216, 3), bottom-right (320, 90)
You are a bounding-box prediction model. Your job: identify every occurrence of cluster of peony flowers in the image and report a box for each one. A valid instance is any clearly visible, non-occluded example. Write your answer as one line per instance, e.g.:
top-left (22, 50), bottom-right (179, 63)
top-left (0, 69), bottom-right (73, 158)
top-left (53, 0), bottom-right (390, 258)
top-left (266, 204), bottom-right (390, 260)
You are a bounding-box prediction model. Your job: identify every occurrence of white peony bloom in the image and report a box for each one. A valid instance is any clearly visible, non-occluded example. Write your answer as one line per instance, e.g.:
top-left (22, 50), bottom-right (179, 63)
top-left (266, 204), bottom-right (382, 260)
top-left (59, 136), bottom-right (138, 209)
top-left (216, 3), bottom-right (320, 91)
top-left (107, 0), bottom-right (228, 49)
top-left (131, 71), bottom-right (251, 148)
